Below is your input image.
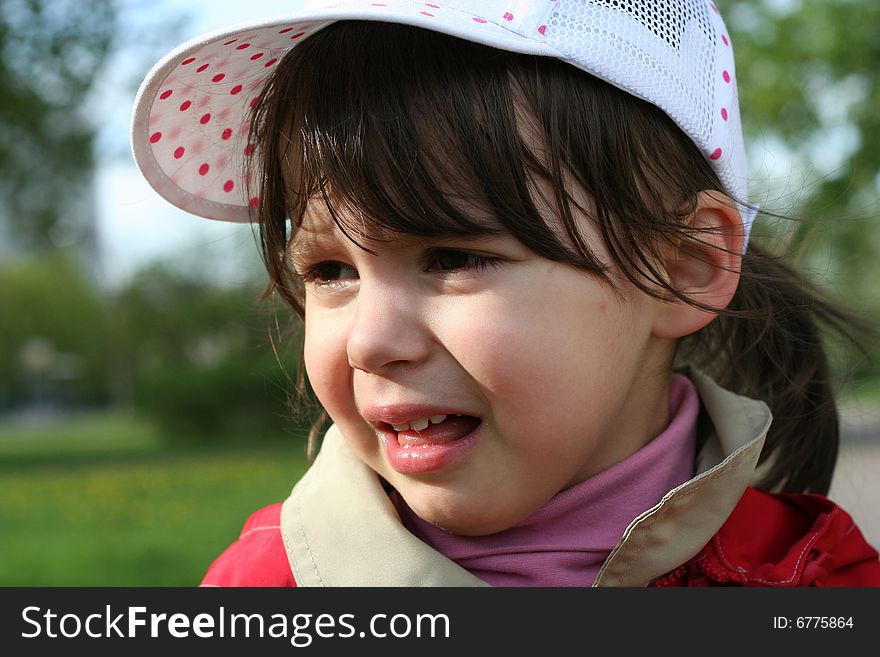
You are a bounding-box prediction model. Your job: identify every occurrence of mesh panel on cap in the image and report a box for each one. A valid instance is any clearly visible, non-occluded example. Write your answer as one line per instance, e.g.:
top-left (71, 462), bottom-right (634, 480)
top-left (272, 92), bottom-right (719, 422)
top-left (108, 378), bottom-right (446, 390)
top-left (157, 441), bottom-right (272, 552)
top-left (541, 0), bottom-right (740, 199)
top-left (590, 0), bottom-right (709, 50)
top-left (545, 0), bottom-right (716, 143)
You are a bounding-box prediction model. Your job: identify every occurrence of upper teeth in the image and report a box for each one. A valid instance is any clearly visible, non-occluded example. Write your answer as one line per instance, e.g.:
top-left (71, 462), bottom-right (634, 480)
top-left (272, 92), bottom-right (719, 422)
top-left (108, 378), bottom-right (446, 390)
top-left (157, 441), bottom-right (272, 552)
top-left (392, 415), bottom-right (447, 432)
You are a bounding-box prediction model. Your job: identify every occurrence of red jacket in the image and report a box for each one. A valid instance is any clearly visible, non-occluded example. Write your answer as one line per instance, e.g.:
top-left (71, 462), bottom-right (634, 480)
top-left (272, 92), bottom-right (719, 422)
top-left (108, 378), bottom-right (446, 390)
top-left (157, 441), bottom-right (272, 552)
top-left (201, 487), bottom-right (880, 587)
top-left (651, 488), bottom-right (880, 586)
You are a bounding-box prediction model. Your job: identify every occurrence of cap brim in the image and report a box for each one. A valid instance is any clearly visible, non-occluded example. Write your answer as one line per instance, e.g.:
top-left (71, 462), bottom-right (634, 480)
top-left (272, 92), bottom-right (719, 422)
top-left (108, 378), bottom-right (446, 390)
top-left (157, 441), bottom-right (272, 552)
top-left (131, 2), bottom-right (558, 222)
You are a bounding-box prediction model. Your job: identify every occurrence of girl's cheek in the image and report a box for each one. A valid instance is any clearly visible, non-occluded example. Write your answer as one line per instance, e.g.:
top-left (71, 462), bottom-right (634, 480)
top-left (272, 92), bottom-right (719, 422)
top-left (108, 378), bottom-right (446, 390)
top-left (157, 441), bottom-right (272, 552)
top-left (442, 308), bottom-right (528, 395)
top-left (303, 315), bottom-right (349, 405)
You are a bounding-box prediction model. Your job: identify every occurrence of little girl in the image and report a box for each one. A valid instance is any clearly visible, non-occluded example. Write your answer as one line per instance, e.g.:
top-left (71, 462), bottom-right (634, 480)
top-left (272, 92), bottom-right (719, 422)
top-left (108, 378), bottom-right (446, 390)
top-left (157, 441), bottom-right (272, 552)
top-left (131, 0), bottom-right (880, 586)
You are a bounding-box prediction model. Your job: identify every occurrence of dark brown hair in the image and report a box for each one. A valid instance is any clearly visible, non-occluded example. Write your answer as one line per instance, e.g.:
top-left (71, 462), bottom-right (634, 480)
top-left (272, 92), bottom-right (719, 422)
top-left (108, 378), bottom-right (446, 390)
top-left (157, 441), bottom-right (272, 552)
top-left (248, 22), bottom-right (872, 495)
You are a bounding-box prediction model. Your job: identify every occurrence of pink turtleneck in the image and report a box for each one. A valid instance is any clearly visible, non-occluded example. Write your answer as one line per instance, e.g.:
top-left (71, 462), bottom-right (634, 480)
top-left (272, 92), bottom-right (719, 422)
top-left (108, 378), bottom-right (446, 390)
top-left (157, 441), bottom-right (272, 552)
top-left (390, 373), bottom-right (700, 586)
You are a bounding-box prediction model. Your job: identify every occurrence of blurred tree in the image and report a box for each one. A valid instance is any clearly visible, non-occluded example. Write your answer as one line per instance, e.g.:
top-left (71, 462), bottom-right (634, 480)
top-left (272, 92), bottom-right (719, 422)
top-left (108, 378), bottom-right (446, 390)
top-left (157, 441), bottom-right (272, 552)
top-left (114, 263), bottom-right (313, 442)
top-left (726, 0), bottom-right (880, 380)
top-left (0, 0), bottom-right (117, 253)
top-left (727, 0), bottom-right (880, 296)
top-left (0, 0), bottom-right (186, 256)
top-left (0, 253), bottom-right (111, 409)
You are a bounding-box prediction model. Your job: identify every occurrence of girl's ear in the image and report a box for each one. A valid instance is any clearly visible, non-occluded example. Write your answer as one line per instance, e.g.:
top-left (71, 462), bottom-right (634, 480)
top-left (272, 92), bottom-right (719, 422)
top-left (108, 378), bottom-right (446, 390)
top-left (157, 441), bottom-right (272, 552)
top-left (651, 191), bottom-right (745, 340)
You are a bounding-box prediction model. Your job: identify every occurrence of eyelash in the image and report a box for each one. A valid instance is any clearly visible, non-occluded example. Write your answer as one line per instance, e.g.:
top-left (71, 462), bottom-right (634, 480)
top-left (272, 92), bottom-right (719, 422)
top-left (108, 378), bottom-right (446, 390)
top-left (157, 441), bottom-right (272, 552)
top-left (298, 248), bottom-right (504, 285)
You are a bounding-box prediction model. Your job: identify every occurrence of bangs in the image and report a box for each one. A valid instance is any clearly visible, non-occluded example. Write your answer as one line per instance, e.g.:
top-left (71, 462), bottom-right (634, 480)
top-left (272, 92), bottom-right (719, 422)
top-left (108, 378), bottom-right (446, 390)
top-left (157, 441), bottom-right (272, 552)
top-left (250, 21), bottom-right (581, 256)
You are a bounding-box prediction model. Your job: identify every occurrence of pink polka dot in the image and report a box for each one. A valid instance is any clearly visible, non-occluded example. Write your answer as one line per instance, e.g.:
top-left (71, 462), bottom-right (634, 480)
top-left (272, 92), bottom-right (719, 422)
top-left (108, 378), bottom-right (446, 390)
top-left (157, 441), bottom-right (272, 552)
top-left (179, 100), bottom-right (192, 111)
top-left (149, 132), bottom-right (162, 143)
top-left (291, 32), bottom-right (305, 39)
top-left (230, 85), bottom-right (242, 95)
top-left (250, 52), bottom-right (264, 60)
top-left (722, 34), bottom-right (729, 46)
top-left (223, 180), bottom-right (235, 193)
top-left (264, 59), bottom-right (278, 67)
top-left (213, 73), bottom-right (226, 83)
top-left (425, 3), bottom-right (440, 7)
top-left (236, 43), bottom-right (251, 50)
top-left (199, 163), bottom-right (210, 176)
top-left (472, 17), bottom-right (487, 23)
top-left (371, 3), bottom-right (386, 6)
top-left (278, 27), bottom-right (293, 34)
top-left (244, 143), bottom-right (256, 157)
top-left (159, 89), bottom-right (173, 100)
top-left (538, 24), bottom-right (547, 35)
top-left (503, 12), bottom-right (514, 21)
top-left (221, 128), bottom-right (233, 140)
top-left (722, 70), bottom-right (731, 83)
top-left (710, 3), bottom-right (719, 13)
top-left (249, 97), bottom-right (261, 108)
top-left (249, 197), bottom-right (260, 208)
top-left (420, 11), bottom-right (434, 16)
top-left (200, 113), bottom-right (212, 125)
top-left (181, 57), bottom-right (196, 66)
top-left (174, 146), bottom-right (185, 159)
top-left (197, 64), bottom-right (209, 72)
top-left (224, 39), bottom-right (238, 46)
top-left (710, 148), bottom-right (722, 160)
top-left (721, 107), bottom-right (728, 121)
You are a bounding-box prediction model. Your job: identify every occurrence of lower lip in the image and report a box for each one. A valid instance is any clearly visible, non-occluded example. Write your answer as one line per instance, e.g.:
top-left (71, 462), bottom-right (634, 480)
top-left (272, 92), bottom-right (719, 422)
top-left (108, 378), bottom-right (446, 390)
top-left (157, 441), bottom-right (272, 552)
top-left (380, 424), bottom-right (482, 474)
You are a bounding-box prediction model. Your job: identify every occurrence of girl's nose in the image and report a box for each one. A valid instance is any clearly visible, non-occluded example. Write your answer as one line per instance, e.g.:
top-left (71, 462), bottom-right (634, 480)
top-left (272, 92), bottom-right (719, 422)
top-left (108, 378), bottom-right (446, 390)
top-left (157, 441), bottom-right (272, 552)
top-left (345, 282), bottom-right (432, 375)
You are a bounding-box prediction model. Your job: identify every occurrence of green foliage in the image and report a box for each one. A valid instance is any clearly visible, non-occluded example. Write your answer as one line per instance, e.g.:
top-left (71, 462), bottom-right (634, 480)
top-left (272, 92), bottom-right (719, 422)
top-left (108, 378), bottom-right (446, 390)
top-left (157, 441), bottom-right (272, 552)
top-left (0, 251), bottom-right (111, 407)
top-left (0, 0), bottom-right (117, 250)
top-left (0, 253), bottom-right (313, 443)
top-left (115, 262), bottom-right (314, 444)
top-left (728, 1), bottom-right (880, 286)
top-left (724, 0), bottom-right (880, 379)
top-left (0, 0), bottom-right (187, 251)
top-left (132, 350), bottom-right (306, 444)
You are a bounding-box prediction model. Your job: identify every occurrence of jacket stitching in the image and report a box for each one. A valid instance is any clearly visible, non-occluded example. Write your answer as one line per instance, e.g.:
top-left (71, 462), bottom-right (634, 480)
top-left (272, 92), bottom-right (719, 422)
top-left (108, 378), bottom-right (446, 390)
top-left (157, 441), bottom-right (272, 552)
top-left (713, 527), bottom-right (812, 585)
top-left (713, 507), bottom-right (845, 585)
top-left (239, 524), bottom-right (281, 540)
top-left (615, 457), bottom-right (752, 585)
top-left (294, 494), bottom-right (325, 587)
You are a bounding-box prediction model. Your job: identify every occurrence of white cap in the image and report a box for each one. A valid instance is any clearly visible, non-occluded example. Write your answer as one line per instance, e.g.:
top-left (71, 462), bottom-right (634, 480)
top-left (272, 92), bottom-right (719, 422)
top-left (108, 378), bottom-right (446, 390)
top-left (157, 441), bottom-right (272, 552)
top-left (131, 0), bottom-right (754, 242)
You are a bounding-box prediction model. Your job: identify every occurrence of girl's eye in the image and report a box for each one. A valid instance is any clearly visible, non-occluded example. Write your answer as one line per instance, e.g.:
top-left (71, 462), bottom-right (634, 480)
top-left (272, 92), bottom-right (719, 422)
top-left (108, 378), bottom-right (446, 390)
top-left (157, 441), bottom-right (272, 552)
top-left (300, 261), bottom-right (358, 285)
top-left (426, 249), bottom-right (502, 273)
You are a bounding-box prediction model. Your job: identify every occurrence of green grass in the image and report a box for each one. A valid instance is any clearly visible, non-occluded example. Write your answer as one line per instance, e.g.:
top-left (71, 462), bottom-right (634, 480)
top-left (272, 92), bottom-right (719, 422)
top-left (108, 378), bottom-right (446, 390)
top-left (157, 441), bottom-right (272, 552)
top-left (0, 411), bottom-right (161, 464)
top-left (0, 412), bottom-right (310, 586)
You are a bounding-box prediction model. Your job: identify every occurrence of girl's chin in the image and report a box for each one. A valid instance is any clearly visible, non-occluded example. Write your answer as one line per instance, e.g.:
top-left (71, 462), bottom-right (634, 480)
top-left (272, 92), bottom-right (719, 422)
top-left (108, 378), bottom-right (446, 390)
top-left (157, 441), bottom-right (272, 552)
top-left (395, 488), bottom-right (528, 537)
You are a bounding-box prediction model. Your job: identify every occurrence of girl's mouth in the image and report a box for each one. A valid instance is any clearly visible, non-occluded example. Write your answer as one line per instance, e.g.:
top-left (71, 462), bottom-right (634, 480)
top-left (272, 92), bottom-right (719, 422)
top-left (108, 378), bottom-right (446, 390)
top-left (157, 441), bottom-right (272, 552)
top-left (378, 415), bottom-right (482, 474)
top-left (389, 414), bottom-right (481, 446)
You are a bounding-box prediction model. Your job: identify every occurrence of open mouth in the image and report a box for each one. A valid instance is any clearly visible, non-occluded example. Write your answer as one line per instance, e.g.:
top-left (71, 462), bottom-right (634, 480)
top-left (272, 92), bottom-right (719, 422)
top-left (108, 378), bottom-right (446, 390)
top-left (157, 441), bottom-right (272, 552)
top-left (377, 413), bottom-right (484, 474)
top-left (379, 414), bottom-right (482, 447)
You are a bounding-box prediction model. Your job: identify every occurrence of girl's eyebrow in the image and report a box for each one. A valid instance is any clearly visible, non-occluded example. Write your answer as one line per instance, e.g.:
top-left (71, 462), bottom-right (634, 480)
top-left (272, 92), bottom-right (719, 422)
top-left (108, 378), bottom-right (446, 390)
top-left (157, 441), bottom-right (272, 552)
top-left (287, 237), bottom-right (336, 265)
top-left (288, 208), bottom-right (346, 263)
top-left (288, 226), bottom-right (510, 264)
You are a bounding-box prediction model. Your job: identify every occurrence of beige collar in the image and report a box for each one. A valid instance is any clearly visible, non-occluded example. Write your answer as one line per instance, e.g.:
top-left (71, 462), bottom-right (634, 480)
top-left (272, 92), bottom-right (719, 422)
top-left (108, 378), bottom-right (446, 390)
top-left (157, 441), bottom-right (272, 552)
top-left (280, 370), bottom-right (771, 586)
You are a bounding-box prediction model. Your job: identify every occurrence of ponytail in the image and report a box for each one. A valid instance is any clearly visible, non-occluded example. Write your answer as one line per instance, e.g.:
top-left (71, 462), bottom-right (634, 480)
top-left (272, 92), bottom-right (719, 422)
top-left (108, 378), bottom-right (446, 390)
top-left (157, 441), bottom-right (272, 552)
top-left (679, 241), bottom-right (875, 495)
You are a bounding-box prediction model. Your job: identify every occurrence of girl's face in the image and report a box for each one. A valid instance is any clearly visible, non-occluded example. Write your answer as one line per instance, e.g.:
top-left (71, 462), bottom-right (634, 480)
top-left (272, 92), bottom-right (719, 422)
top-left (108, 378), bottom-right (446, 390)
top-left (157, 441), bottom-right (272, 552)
top-left (294, 202), bottom-right (677, 536)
